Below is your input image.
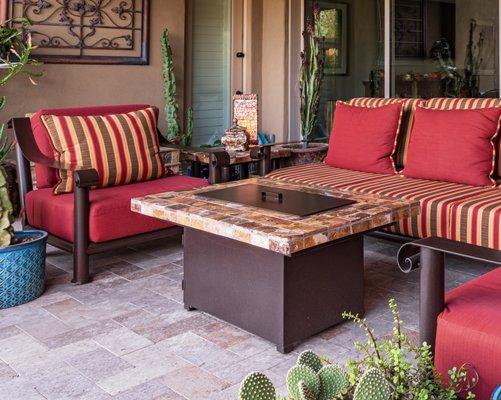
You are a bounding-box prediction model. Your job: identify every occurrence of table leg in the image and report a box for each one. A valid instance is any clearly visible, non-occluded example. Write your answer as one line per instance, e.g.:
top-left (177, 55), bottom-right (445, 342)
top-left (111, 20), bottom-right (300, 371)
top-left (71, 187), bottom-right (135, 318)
top-left (240, 164), bottom-right (249, 179)
top-left (191, 161), bottom-right (201, 178)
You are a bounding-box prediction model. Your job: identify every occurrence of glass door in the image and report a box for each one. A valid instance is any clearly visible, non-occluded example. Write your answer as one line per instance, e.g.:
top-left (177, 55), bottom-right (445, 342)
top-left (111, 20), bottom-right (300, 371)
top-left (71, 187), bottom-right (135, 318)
top-left (390, 0), bottom-right (499, 99)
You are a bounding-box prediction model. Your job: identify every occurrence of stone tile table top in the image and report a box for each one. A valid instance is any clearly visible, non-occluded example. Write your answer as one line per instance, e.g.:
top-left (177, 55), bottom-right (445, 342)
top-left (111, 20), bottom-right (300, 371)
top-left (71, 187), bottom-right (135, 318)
top-left (132, 178), bottom-right (420, 256)
top-left (183, 146), bottom-right (291, 165)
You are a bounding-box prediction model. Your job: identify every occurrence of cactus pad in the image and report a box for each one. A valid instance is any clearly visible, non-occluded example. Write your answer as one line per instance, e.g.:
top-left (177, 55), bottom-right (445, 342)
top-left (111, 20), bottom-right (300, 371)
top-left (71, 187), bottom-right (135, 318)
top-left (239, 372), bottom-right (276, 400)
top-left (287, 365), bottom-right (320, 400)
top-left (297, 350), bottom-right (323, 373)
top-left (353, 368), bottom-right (391, 400)
top-left (298, 380), bottom-right (317, 400)
top-left (318, 364), bottom-right (348, 400)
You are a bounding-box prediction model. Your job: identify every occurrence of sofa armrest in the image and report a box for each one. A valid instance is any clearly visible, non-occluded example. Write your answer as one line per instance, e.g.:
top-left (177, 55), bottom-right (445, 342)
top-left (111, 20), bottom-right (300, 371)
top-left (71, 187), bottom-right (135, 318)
top-left (397, 237), bottom-right (501, 351)
top-left (74, 169), bottom-right (99, 188)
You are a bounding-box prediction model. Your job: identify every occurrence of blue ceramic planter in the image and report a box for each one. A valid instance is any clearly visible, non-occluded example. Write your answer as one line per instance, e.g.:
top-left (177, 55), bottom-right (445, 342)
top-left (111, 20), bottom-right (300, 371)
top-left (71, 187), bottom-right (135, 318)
top-left (0, 230), bottom-right (48, 309)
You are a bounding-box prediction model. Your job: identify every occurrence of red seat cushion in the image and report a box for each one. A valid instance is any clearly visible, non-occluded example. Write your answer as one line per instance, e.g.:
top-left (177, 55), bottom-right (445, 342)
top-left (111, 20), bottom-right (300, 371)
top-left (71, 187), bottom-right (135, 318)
top-left (403, 106), bottom-right (501, 187)
top-left (325, 101), bottom-right (404, 175)
top-left (25, 175), bottom-right (209, 243)
top-left (30, 104), bottom-right (150, 189)
top-left (435, 267), bottom-right (501, 400)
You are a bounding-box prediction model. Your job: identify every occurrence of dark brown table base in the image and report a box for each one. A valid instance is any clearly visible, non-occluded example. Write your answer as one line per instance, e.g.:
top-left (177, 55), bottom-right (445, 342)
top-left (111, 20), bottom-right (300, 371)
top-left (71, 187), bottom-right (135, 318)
top-left (182, 228), bottom-right (365, 353)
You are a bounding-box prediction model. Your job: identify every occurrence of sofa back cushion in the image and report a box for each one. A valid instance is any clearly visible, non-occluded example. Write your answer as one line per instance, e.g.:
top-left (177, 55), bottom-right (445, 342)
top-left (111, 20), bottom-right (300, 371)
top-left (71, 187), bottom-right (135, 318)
top-left (402, 106), bottom-right (501, 187)
top-left (424, 98), bottom-right (501, 177)
top-left (41, 107), bottom-right (165, 194)
top-left (345, 97), bottom-right (424, 169)
top-left (325, 101), bottom-right (404, 174)
top-left (30, 104), bottom-right (152, 189)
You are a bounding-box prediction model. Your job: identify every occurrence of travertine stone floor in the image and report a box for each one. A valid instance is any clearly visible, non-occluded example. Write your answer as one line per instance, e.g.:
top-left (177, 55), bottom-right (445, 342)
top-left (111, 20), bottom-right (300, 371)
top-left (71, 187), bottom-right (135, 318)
top-left (0, 236), bottom-right (494, 400)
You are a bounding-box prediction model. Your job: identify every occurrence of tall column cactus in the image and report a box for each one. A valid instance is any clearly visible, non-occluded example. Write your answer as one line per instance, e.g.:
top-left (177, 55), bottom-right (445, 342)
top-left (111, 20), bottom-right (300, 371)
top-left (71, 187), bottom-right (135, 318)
top-left (300, 2), bottom-right (325, 143)
top-left (161, 29), bottom-right (181, 144)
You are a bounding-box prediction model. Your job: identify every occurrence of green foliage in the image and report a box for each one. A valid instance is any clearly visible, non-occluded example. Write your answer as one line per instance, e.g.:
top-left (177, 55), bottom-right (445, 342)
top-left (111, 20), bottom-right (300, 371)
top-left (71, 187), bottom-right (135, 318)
top-left (0, 19), bottom-right (41, 248)
top-left (300, 2), bottom-right (325, 142)
top-left (161, 29), bottom-right (181, 143)
top-left (239, 372), bottom-right (276, 400)
top-left (239, 300), bottom-right (478, 400)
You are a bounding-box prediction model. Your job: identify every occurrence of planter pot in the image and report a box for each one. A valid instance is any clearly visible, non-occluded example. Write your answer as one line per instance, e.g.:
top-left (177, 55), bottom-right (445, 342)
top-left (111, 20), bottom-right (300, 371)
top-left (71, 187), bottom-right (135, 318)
top-left (0, 230), bottom-right (48, 309)
top-left (280, 143), bottom-right (328, 167)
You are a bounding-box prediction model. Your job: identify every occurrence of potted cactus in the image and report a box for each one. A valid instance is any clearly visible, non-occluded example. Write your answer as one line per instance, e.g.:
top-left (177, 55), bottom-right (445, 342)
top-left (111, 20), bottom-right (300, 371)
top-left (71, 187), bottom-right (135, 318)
top-left (0, 19), bottom-right (46, 309)
top-left (282, 2), bottom-right (328, 167)
top-left (239, 299), bottom-right (477, 400)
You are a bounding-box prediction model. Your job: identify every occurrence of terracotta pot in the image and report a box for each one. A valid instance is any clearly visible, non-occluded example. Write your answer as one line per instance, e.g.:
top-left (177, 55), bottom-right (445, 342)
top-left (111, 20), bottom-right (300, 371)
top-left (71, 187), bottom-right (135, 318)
top-left (279, 143), bottom-right (328, 167)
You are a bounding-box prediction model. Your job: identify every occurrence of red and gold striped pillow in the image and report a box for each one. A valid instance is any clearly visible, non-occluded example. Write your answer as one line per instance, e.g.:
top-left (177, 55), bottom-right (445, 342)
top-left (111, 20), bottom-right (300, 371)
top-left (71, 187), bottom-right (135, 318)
top-left (41, 107), bottom-right (165, 194)
top-left (345, 98), bottom-right (424, 169)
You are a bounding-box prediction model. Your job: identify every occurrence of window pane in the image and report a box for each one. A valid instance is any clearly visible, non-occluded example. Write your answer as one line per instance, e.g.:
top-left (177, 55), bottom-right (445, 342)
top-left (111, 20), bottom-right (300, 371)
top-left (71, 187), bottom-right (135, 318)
top-left (305, 0), bottom-right (385, 140)
top-left (391, 0), bottom-right (499, 98)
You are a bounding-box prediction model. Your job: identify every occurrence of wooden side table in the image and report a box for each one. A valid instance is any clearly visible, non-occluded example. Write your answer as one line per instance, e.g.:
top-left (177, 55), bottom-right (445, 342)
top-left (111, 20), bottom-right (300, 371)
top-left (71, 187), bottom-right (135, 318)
top-left (183, 146), bottom-right (291, 184)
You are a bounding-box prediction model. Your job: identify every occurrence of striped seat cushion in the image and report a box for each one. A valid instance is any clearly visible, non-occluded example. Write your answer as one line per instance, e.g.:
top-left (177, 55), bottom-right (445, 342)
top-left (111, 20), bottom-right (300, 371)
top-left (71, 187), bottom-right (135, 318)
top-left (337, 175), bottom-right (490, 239)
top-left (265, 163), bottom-right (388, 189)
top-left (424, 98), bottom-right (501, 177)
top-left (448, 190), bottom-right (501, 249)
top-left (41, 108), bottom-right (165, 194)
top-left (345, 98), bottom-right (424, 169)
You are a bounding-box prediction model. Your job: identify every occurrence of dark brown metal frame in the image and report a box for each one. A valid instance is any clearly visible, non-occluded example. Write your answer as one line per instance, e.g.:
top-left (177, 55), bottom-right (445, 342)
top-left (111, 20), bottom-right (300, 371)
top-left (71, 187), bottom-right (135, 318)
top-left (397, 237), bottom-right (501, 351)
top-left (11, 116), bottom-right (182, 285)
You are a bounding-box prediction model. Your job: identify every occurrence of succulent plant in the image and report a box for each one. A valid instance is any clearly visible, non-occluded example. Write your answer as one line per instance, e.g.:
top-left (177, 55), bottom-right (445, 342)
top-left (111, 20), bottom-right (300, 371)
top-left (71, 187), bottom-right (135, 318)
top-left (297, 350), bottom-right (323, 373)
top-left (239, 372), bottom-right (276, 400)
top-left (353, 368), bottom-right (391, 400)
top-left (287, 365), bottom-right (321, 400)
top-left (298, 380), bottom-right (317, 400)
top-left (0, 165), bottom-right (14, 247)
top-left (318, 364), bottom-right (348, 400)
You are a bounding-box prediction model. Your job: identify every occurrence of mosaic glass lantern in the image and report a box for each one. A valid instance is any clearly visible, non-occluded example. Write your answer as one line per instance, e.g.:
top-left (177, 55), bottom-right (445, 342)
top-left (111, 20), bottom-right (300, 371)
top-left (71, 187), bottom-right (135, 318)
top-left (221, 119), bottom-right (249, 152)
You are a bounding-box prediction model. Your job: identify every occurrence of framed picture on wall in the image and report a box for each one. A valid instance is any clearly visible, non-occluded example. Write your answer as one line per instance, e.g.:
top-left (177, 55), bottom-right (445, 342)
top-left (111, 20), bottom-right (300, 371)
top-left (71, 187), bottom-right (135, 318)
top-left (318, 2), bottom-right (348, 75)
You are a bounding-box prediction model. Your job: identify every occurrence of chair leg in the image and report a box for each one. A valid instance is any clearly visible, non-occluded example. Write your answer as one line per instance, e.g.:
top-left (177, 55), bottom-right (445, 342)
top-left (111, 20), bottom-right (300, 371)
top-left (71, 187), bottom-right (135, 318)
top-left (73, 182), bottom-right (91, 284)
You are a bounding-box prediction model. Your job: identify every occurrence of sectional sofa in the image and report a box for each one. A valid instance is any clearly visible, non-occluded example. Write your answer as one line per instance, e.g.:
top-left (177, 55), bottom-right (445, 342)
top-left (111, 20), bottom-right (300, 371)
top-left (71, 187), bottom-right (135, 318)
top-left (267, 97), bottom-right (501, 250)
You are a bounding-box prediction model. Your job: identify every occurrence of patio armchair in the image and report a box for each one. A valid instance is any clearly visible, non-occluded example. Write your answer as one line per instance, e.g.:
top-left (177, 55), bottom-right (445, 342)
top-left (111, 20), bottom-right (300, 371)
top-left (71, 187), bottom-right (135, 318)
top-left (12, 104), bottom-right (209, 284)
top-left (398, 238), bottom-right (501, 399)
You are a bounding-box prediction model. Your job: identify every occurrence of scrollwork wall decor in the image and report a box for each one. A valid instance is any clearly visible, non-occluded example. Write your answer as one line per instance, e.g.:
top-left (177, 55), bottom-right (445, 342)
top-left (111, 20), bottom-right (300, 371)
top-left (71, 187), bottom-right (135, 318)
top-left (8, 0), bottom-right (149, 64)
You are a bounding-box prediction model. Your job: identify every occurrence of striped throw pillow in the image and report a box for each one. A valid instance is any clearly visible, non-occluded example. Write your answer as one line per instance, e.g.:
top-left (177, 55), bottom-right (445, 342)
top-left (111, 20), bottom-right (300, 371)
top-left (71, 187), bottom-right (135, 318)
top-left (345, 98), bottom-right (424, 169)
top-left (41, 107), bottom-right (165, 194)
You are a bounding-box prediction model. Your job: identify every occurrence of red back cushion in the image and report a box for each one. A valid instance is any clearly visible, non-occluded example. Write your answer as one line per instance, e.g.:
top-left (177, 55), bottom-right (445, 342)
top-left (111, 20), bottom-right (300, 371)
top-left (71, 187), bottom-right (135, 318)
top-left (403, 106), bottom-right (501, 187)
top-left (30, 104), bottom-right (150, 189)
top-left (325, 101), bottom-right (404, 174)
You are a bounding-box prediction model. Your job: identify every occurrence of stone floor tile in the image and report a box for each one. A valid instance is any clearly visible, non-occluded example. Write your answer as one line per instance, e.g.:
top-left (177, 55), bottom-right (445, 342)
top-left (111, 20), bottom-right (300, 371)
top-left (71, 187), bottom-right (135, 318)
top-left (42, 319), bottom-right (122, 349)
top-left (93, 326), bottom-right (153, 356)
top-left (226, 336), bottom-right (273, 358)
top-left (66, 348), bottom-right (133, 381)
top-left (0, 333), bottom-right (48, 364)
top-left (0, 377), bottom-right (47, 400)
top-left (115, 250), bottom-right (171, 269)
top-left (194, 321), bottom-right (253, 349)
top-left (121, 342), bottom-right (192, 371)
top-left (17, 311), bottom-right (73, 340)
top-left (0, 325), bottom-right (23, 340)
top-left (112, 377), bottom-right (186, 400)
top-left (161, 365), bottom-right (230, 399)
top-left (0, 359), bottom-right (18, 380)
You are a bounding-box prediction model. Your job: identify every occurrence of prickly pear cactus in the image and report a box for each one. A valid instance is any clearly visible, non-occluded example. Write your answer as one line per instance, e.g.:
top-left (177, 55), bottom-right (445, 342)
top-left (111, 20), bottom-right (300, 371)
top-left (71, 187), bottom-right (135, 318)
top-left (318, 364), bottom-right (348, 400)
top-left (239, 372), bottom-right (276, 400)
top-left (0, 166), bottom-right (14, 248)
top-left (298, 380), bottom-right (317, 400)
top-left (353, 368), bottom-right (391, 400)
top-left (297, 350), bottom-right (323, 373)
top-left (287, 365), bottom-right (320, 400)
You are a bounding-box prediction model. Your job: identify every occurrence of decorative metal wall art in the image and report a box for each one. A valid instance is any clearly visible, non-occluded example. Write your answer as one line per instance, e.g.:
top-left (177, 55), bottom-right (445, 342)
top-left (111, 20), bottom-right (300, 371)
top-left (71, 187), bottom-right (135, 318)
top-left (232, 94), bottom-right (258, 145)
top-left (8, 0), bottom-right (149, 64)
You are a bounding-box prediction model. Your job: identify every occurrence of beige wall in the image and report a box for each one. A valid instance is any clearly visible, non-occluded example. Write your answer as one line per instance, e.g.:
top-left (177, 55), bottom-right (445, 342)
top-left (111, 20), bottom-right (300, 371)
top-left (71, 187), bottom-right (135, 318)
top-left (0, 1), bottom-right (186, 135)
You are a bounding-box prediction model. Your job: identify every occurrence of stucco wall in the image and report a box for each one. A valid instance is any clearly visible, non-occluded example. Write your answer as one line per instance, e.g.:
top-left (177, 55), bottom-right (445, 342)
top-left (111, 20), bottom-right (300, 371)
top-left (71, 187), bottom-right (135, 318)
top-left (0, 0), bottom-right (186, 134)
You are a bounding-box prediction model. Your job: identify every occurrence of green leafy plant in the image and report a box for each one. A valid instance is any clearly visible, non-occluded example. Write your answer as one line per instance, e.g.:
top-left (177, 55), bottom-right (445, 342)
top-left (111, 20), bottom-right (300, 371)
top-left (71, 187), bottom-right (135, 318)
top-left (0, 19), bottom-right (41, 247)
top-left (300, 2), bottom-right (325, 143)
top-left (182, 106), bottom-right (193, 146)
top-left (239, 299), bottom-right (477, 400)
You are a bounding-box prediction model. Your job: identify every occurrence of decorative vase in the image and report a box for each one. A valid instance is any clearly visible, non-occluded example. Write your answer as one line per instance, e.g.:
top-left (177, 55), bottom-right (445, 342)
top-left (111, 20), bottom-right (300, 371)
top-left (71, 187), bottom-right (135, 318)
top-left (221, 119), bottom-right (248, 152)
top-left (279, 142), bottom-right (328, 167)
top-left (0, 230), bottom-right (48, 309)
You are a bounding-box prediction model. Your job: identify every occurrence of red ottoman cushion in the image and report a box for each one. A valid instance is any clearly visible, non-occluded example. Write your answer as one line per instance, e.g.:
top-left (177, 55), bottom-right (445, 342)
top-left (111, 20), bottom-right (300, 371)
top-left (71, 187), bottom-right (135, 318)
top-left (435, 267), bottom-right (501, 400)
top-left (26, 175), bottom-right (209, 243)
top-left (325, 101), bottom-right (404, 175)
